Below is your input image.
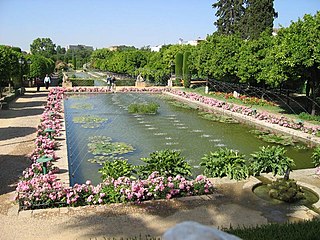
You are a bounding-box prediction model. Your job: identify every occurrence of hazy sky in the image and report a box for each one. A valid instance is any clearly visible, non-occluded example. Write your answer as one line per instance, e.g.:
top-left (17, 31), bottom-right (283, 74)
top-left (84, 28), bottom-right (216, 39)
top-left (0, 0), bottom-right (319, 51)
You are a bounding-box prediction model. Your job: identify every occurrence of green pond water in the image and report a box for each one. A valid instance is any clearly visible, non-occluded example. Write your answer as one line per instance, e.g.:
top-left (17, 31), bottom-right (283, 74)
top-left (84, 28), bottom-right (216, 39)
top-left (64, 93), bottom-right (314, 185)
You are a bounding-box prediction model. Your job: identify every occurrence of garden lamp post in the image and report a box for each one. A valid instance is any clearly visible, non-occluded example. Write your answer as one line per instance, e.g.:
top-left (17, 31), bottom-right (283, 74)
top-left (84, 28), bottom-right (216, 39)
top-left (36, 156), bottom-right (53, 174)
top-left (26, 59), bottom-right (31, 87)
top-left (18, 58), bottom-right (24, 93)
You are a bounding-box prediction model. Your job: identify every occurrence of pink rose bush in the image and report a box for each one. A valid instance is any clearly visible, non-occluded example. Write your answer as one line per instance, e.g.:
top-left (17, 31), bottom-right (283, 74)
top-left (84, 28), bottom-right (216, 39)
top-left (16, 87), bottom-right (215, 210)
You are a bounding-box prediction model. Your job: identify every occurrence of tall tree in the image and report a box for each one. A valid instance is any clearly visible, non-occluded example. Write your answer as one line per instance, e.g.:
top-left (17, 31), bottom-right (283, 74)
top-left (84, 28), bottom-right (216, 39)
top-left (30, 38), bottom-right (56, 58)
top-left (212, 0), bottom-right (245, 35)
top-left (240, 0), bottom-right (278, 39)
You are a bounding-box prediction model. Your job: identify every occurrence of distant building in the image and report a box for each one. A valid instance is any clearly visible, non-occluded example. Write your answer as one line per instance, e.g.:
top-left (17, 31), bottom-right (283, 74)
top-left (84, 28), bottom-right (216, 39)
top-left (178, 37), bottom-right (204, 46)
top-left (66, 45), bottom-right (94, 51)
top-left (150, 45), bottom-right (163, 52)
top-left (108, 46), bottom-right (119, 51)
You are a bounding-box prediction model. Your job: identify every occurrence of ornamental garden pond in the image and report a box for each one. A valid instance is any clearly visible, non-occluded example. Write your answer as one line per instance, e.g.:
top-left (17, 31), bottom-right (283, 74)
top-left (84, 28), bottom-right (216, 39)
top-left (16, 87), bottom-right (320, 210)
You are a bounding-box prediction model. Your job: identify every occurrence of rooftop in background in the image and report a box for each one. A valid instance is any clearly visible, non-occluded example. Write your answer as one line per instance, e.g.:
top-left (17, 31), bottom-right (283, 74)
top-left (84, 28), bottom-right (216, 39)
top-left (67, 45), bottom-right (94, 51)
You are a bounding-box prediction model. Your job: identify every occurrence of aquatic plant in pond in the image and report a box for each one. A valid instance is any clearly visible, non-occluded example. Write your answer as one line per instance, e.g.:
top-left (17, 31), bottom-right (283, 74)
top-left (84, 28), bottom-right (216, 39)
top-left (88, 136), bottom-right (135, 156)
top-left (70, 103), bottom-right (93, 110)
top-left (250, 130), bottom-right (295, 146)
top-left (268, 178), bottom-right (305, 203)
top-left (73, 115), bottom-right (107, 128)
top-left (128, 102), bottom-right (160, 114)
top-left (87, 155), bottom-right (126, 165)
top-left (198, 111), bottom-right (239, 124)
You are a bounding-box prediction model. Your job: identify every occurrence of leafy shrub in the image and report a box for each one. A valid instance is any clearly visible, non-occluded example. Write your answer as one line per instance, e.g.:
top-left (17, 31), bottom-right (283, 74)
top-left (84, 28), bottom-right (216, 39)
top-left (311, 146), bottom-right (320, 167)
top-left (128, 102), bottom-right (159, 114)
top-left (138, 149), bottom-right (192, 179)
top-left (99, 159), bottom-right (136, 180)
top-left (268, 178), bottom-right (305, 203)
top-left (298, 112), bottom-right (320, 122)
top-left (250, 146), bottom-right (295, 178)
top-left (200, 148), bottom-right (249, 180)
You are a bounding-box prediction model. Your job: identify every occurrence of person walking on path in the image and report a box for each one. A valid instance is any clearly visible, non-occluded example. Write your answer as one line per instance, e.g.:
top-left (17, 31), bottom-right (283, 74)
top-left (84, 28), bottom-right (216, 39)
top-left (36, 77), bottom-right (42, 92)
top-left (44, 74), bottom-right (51, 90)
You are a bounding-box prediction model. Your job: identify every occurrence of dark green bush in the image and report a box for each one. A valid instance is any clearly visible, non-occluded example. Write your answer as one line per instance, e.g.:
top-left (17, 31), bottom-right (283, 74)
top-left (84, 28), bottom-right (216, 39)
top-left (138, 149), bottom-right (192, 179)
top-left (200, 148), bottom-right (249, 180)
top-left (311, 146), bottom-right (320, 167)
top-left (249, 146), bottom-right (295, 178)
top-left (99, 159), bottom-right (136, 180)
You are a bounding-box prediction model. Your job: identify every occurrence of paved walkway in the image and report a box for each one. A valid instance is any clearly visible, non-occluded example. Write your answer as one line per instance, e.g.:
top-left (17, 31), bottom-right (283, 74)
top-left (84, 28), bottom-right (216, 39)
top-left (0, 87), bottom-right (319, 240)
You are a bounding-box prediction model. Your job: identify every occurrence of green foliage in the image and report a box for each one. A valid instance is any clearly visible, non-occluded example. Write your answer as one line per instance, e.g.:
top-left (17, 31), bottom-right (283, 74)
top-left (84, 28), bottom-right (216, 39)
top-left (239, 0), bottom-right (278, 40)
top-left (198, 111), bottom-right (239, 123)
top-left (138, 149), bottom-right (192, 179)
top-left (88, 136), bottom-right (135, 156)
top-left (226, 218), bottom-right (320, 240)
top-left (70, 103), bottom-right (93, 110)
top-left (99, 159), bottom-right (136, 180)
top-left (212, 0), bottom-right (245, 35)
top-left (128, 102), bottom-right (159, 114)
top-left (250, 130), bottom-right (295, 146)
top-left (311, 146), bottom-right (320, 167)
top-left (298, 112), bottom-right (320, 122)
top-left (250, 146), bottom-right (295, 177)
top-left (29, 54), bottom-right (55, 79)
top-left (268, 178), bottom-right (305, 203)
top-left (30, 38), bottom-right (56, 58)
top-left (73, 115), bottom-right (107, 128)
top-left (200, 148), bottom-right (249, 180)
top-left (183, 51), bottom-right (191, 88)
top-left (175, 52), bottom-right (183, 80)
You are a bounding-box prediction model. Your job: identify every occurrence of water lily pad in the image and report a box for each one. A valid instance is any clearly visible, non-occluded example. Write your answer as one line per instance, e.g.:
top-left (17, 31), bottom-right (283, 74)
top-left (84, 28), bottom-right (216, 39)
top-left (87, 155), bottom-right (126, 165)
top-left (88, 136), bottom-right (135, 155)
top-left (73, 115), bottom-right (107, 128)
top-left (70, 103), bottom-right (93, 110)
top-left (198, 111), bottom-right (239, 124)
top-left (250, 130), bottom-right (295, 146)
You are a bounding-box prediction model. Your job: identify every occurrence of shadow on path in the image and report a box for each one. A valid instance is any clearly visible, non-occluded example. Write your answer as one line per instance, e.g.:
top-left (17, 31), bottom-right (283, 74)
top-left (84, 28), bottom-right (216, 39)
top-left (0, 154), bottom-right (31, 195)
top-left (0, 127), bottom-right (36, 141)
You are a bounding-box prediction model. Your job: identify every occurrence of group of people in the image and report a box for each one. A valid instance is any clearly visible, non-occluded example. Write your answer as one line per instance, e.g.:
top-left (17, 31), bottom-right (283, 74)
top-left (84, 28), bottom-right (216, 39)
top-left (35, 74), bottom-right (51, 92)
top-left (106, 75), bottom-right (116, 90)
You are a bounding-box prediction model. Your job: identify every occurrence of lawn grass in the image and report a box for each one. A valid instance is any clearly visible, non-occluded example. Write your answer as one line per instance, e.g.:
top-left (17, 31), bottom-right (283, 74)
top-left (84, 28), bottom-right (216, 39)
top-left (225, 218), bottom-right (320, 240)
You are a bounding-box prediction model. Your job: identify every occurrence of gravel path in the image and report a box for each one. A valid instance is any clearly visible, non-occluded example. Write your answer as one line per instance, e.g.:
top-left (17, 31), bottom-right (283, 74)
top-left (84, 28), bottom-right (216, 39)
top-left (0, 88), bottom-right (319, 240)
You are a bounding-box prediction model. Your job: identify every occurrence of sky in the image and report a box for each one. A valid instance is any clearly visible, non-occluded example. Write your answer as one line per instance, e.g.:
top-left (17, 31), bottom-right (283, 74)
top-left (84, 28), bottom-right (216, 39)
top-left (0, 0), bottom-right (319, 52)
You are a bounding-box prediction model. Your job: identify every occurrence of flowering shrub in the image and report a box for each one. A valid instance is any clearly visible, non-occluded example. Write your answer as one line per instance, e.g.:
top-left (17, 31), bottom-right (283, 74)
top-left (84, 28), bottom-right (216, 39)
top-left (16, 171), bottom-right (214, 209)
top-left (210, 91), bottom-right (276, 106)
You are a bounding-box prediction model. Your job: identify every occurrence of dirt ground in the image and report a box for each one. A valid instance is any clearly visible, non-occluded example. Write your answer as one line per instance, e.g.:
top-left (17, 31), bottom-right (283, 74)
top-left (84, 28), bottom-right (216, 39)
top-left (0, 88), bottom-right (319, 240)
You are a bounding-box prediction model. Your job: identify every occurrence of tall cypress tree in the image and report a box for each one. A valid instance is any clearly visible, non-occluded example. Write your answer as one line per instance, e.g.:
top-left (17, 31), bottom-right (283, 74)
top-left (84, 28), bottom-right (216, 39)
top-left (212, 0), bottom-right (245, 35)
top-left (240, 0), bottom-right (278, 39)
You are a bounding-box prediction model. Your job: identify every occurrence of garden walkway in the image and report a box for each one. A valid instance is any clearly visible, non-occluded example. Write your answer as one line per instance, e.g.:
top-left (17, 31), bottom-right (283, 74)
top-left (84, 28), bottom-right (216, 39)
top-left (0, 87), bottom-right (319, 240)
